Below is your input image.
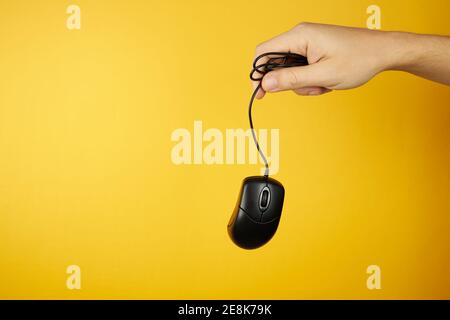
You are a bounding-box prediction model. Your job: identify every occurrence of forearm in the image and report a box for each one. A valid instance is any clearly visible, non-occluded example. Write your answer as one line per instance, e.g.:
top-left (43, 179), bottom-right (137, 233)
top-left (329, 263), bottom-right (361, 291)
top-left (382, 31), bottom-right (450, 85)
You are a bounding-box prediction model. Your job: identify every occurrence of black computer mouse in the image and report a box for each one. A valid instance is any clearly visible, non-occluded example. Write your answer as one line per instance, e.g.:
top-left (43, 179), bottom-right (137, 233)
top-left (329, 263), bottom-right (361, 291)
top-left (228, 176), bottom-right (285, 249)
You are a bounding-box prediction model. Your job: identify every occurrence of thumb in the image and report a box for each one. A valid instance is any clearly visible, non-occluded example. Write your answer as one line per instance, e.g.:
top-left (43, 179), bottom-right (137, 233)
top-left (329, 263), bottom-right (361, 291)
top-left (262, 62), bottom-right (331, 92)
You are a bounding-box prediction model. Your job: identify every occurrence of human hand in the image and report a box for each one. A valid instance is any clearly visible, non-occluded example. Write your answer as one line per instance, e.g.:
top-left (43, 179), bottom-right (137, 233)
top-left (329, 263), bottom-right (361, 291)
top-left (252, 22), bottom-right (450, 98)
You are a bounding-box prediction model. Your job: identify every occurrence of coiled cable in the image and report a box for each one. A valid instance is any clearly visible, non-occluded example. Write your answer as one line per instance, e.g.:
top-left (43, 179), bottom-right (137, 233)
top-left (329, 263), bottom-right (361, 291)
top-left (249, 52), bottom-right (308, 177)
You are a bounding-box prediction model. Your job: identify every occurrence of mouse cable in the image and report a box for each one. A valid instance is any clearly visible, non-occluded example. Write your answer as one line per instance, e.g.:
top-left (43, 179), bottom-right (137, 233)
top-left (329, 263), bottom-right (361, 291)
top-left (249, 52), bottom-right (308, 178)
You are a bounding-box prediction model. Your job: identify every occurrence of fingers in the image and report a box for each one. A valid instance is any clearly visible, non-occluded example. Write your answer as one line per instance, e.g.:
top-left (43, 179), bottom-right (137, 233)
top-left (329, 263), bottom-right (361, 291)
top-left (255, 86), bottom-right (266, 99)
top-left (293, 86), bottom-right (332, 96)
top-left (252, 24), bottom-right (309, 99)
top-left (261, 62), bottom-right (333, 92)
top-left (251, 54), bottom-right (269, 99)
top-left (252, 42), bottom-right (288, 99)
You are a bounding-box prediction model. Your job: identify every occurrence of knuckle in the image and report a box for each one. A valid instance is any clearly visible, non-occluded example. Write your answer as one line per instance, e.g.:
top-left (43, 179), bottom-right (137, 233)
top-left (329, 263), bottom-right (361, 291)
top-left (294, 21), bottom-right (310, 30)
top-left (255, 42), bottom-right (267, 55)
top-left (284, 69), bottom-right (300, 89)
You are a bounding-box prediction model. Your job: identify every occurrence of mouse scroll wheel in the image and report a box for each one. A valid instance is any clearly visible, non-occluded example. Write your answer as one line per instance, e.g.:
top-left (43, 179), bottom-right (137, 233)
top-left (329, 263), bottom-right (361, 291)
top-left (259, 187), bottom-right (270, 210)
top-left (261, 190), bottom-right (269, 207)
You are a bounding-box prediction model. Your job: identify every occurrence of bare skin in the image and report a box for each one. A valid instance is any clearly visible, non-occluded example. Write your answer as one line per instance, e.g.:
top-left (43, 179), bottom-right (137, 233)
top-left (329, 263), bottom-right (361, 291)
top-left (252, 22), bottom-right (450, 98)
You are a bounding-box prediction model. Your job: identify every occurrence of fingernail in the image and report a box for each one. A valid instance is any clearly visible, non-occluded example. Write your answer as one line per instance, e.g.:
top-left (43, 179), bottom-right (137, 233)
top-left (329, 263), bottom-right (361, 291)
top-left (264, 77), bottom-right (278, 92)
top-left (257, 90), bottom-right (266, 99)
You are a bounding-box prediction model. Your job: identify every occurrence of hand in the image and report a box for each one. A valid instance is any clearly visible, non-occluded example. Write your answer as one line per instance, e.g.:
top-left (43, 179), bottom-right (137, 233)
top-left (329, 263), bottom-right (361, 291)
top-left (252, 22), bottom-right (450, 98)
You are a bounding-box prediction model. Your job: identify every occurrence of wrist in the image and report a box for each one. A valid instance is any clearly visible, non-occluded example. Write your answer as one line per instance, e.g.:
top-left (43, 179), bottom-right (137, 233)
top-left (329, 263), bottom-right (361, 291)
top-left (378, 31), bottom-right (424, 72)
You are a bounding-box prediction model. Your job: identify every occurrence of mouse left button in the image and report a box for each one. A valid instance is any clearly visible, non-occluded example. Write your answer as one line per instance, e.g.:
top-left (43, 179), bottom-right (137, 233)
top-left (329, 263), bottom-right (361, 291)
top-left (239, 181), bottom-right (265, 221)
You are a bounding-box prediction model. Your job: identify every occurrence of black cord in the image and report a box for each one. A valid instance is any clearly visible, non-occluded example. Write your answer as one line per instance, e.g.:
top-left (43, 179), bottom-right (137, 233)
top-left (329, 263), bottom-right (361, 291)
top-left (249, 52), bottom-right (308, 178)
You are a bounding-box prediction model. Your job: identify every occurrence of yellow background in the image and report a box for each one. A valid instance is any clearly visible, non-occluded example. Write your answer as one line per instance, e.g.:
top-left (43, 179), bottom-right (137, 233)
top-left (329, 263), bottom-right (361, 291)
top-left (0, 0), bottom-right (449, 299)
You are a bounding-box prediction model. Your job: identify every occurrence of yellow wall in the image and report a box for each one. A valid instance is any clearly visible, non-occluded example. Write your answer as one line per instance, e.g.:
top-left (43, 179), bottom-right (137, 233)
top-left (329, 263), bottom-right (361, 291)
top-left (0, 0), bottom-right (449, 299)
